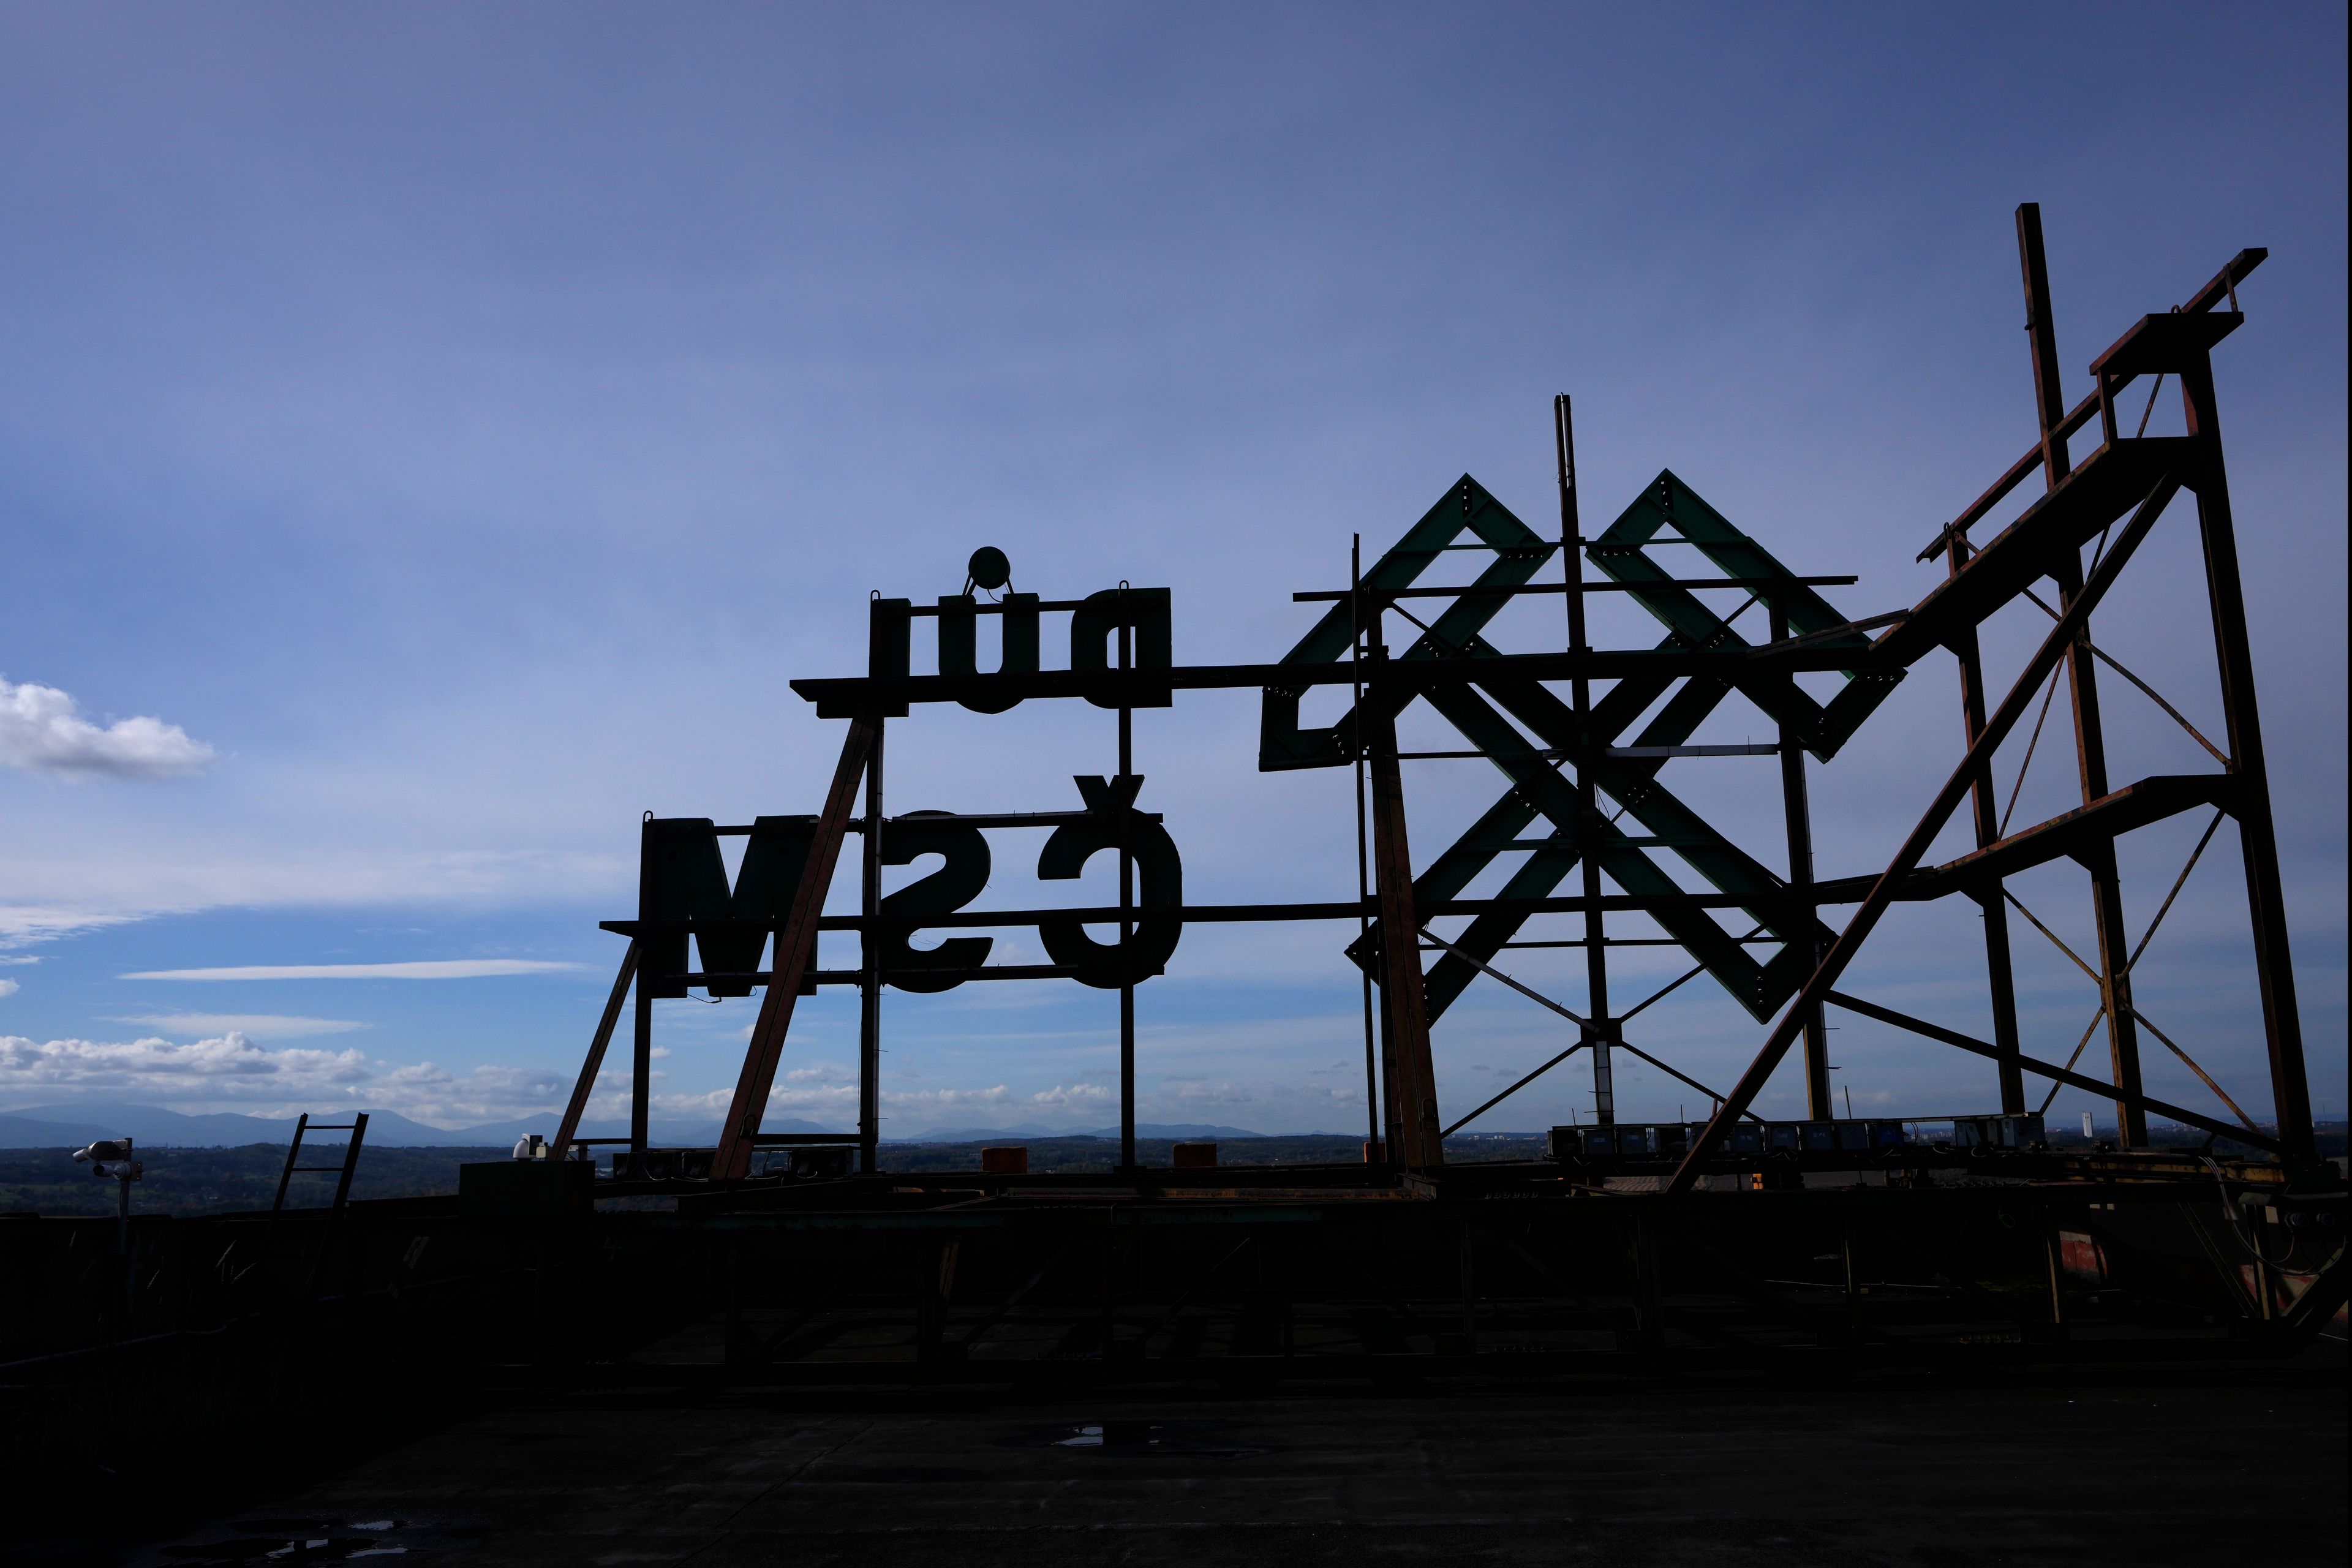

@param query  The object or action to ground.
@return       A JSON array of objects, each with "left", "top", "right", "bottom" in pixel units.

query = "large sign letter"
[
  {"left": 880, "top": 810, "right": 993, "bottom": 991},
  {"left": 1070, "top": 587, "right": 1172, "bottom": 709},
  {"left": 640, "top": 816, "right": 818, "bottom": 998},
  {"left": 937, "top": 593, "right": 1041, "bottom": 714},
  {"left": 1036, "top": 775, "right": 1183, "bottom": 988}
]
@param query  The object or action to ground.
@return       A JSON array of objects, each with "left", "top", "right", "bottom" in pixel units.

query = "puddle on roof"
[
  {"left": 134, "top": 1516, "right": 476, "bottom": 1566},
  {"left": 1015, "top": 1420, "right": 1272, "bottom": 1458}
]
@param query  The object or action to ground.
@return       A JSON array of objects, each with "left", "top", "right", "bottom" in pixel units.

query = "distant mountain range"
[
  {"left": 894, "top": 1121, "right": 1265, "bottom": 1142},
  {"left": 0, "top": 1102, "right": 842, "bottom": 1149},
  {"left": 0, "top": 1102, "right": 1284, "bottom": 1150}
]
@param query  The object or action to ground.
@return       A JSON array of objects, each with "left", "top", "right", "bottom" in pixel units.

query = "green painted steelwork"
[{"left": 1274, "top": 470, "right": 1901, "bottom": 1024}]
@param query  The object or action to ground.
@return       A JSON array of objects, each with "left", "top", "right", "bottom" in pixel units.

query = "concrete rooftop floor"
[{"left": 104, "top": 1357, "right": 2348, "bottom": 1568}]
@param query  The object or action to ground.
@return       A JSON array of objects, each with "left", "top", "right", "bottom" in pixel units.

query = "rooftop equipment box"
[{"left": 460, "top": 1159, "right": 595, "bottom": 1216}]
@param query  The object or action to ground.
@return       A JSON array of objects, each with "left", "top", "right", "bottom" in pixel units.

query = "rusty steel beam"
[
  {"left": 1915, "top": 246, "right": 2266, "bottom": 564},
  {"left": 1947, "top": 579, "right": 2026, "bottom": 1109},
  {"left": 1807, "top": 774, "right": 2235, "bottom": 905},
  {"left": 2178, "top": 341, "right": 2316, "bottom": 1164},
  {"left": 1823, "top": 990, "right": 2282, "bottom": 1153},
  {"left": 1665, "top": 472, "right": 2179, "bottom": 1196},
  {"left": 712, "top": 715, "right": 879, "bottom": 1182},
  {"left": 1365, "top": 673, "right": 1442, "bottom": 1169},
  {"left": 551, "top": 939, "right": 640, "bottom": 1161},
  {"left": 1878, "top": 439, "right": 2191, "bottom": 665},
  {"left": 1771, "top": 596, "right": 1833, "bottom": 1118},
  {"left": 1557, "top": 395, "right": 1615, "bottom": 1126},
  {"left": 2018, "top": 203, "right": 2147, "bottom": 1147}
]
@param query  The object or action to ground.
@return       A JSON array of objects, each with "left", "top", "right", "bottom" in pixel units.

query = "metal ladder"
[{"left": 271, "top": 1111, "right": 371, "bottom": 1213}]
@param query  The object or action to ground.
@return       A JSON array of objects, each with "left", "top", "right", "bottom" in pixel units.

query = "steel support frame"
[
  {"left": 1770, "top": 595, "right": 1833, "bottom": 1118},
  {"left": 562, "top": 216, "right": 2307, "bottom": 1189},
  {"left": 1556, "top": 396, "right": 1617, "bottom": 1127},
  {"left": 551, "top": 940, "right": 640, "bottom": 1161},
  {"left": 2177, "top": 346, "right": 2314, "bottom": 1163},
  {"left": 712, "top": 715, "right": 879, "bottom": 1181},
  {"left": 1668, "top": 225, "right": 2312, "bottom": 1185},
  {"left": 2019, "top": 204, "right": 2146, "bottom": 1145},
  {"left": 1366, "top": 665, "right": 1444, "bottom": 1169},
  {"left": 1667, "top": 470, "right": 2182, "bottom": 1193},
  {"left": 859, "top": 720, "right": 886, "bottom": 1174},
  {"left": 1947, "top": 567, "right": 2027, "bottom": 1113}
]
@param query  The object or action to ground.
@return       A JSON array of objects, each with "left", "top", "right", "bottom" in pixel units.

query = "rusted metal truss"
[{"left": 554, "top": 206, "right": 2315, "bottom": 1189}]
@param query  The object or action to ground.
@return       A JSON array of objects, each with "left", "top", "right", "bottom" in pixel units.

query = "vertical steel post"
[
  {"left": 1351, "top": 536, "right": 1381, "bottom": 1156},
  {"left": 2177, "top": 355, "right": 2315, "bottom": 1163},
  {"left": 1118, "top": 609, "right": 1136, "bottom": 1174},
  {"left": 116, "top": 1157, "right": 134, "bottom": 1328},
  {"left": 331, "top": 1113, "right": 368, "bottom": 1212},
  {"left": 1366, "top": 658, "right": 1442, "bottom": 1168},
  {"left": 629, "top": 976, "right": 652, "bottom": 1177},
  {"left": 273, "top": 1115, "right": 309, "bottom": 1213},
  {"left": 2058, "top": 549, "right": 2146, "bottom": 1144},
  {"left": 1771, "top": 597, "right": 1834, "bottom": 1118},
  {"left": 2018, "top": 203, "right": 2145, "bottom": 1144},
  {"left": 859, "top": 720, "right": 886, "bottom": 1173},
  {"left": 1557, "top": 396, "right": 1613, "bottom": 1125},
  {"left": 1949, "top": 583, "right": 2028, "bottom": 1112}
]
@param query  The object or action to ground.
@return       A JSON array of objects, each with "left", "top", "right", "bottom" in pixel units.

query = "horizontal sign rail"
[{"left": 794, "top": 643, "right": 1891, "bottom": 715}]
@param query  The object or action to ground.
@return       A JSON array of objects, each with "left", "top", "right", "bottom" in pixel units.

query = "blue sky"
[{"left": 1, "top": 3, "right": 2342, "bottom": 1137}]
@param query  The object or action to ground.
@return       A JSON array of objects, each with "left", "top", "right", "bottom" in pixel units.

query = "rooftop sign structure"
[{"left": 554, "top": 206, "right": 2315, "bottom": 1191}]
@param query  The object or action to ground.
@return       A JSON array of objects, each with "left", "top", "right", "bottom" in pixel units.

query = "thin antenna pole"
[
  {"left": 1556, "top": 395, "right": 1613, "bottom": 1124},
  {"left": 1351, "top": 533, "right": 1379, "bottom": 1155}
]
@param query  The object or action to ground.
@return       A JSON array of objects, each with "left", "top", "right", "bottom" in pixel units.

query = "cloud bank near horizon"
[
  {"left": 123, "top": 960, "right": 581, "bottom": 982},
  {"left": 0, "top": 1029, "right": 561, "bottom": 1126}
]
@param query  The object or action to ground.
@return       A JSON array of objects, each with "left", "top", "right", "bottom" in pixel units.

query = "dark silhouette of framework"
[{"left": 555, "top": 206, "right": 2314, "bottom": 1186}]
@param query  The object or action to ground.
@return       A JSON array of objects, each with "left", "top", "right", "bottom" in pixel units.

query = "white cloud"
[
  {"left": 909, "top": 1085, "right": 1011, "bottom": 1104},
  {"left": 0, "top": 849, "right": 627, "bottom": 957},
  {"left": 0, "top": 1030, "right": 585, "bottom": 1126},
  {"left": 0, "top": 955, "right": 40, "bottom": 966},
  {"left": 0, "top": 979, "right": 17, "bottom": 998},
  {"left": 0, "top": 676, "right": 214, "bottom": 779},
  {"left": 123, "top": 960, "right": 579, "bottom": 981},
  {"left": 1159, "top": 1080, "right": 1255, "bottom": 1107},
  {"left": 0, "top": 907, "right": 143, "bottom": 945},
  {"left": 106, "top": 1013, "right": 366, "bottom": 1040},
  {"left": 576, "top": 1079, "right": 1014, "bottom": 1125},
  {"left": 364, "top": 1059, "right": 571, "bottom": 1125},
  {"left": 0, "top": 1031, "right": 371, "bottom": 1099},
  {"left": 1032, "top": 1082, "right": 1112, "bottom": 1106}
]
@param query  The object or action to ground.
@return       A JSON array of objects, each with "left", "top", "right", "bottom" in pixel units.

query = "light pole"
[{"left": 74, "top": 1137, "right": 143, "bottom": 1327}]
